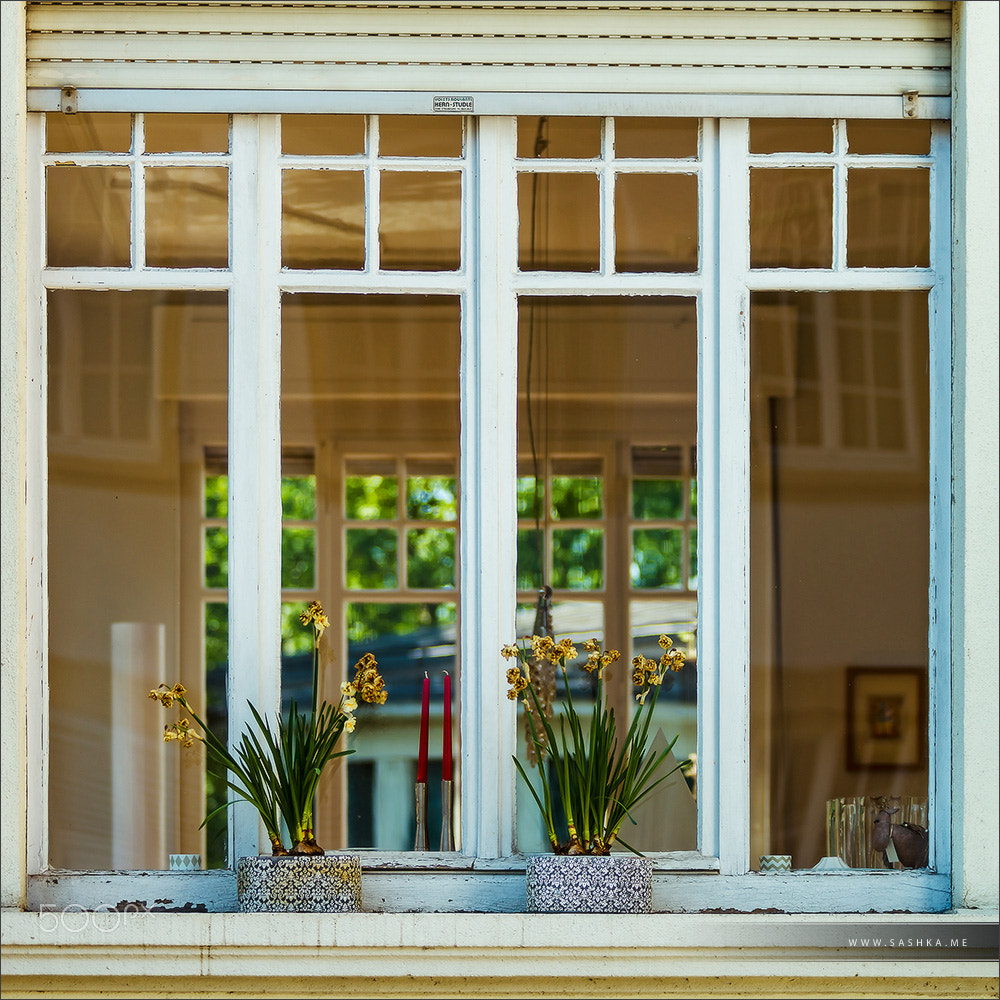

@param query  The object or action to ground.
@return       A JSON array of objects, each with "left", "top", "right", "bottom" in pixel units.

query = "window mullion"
[
  {"left": 715, "top": 117, "right": 752, "bottom": 875},
  {"left": 227, "top": 114, "right": 282, "bottom": 863},
  {"left": 461, "top": 116, "right": 518, "bottom": 858},
  {"left": 927, "top": 119, "right": 952, "bottom": 876},
  {"left": 26, "top": 111, "right": 48, "bottom": 875}
]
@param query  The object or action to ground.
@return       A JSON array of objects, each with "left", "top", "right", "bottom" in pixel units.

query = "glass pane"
[
  {"left": 46, "top": 166, "right": 131, "bottom": 267},
  {"left": 749, "top": 120, "right": 834, "bottom": 154},
  {"left": 751, "top": 168, "right": 833, "bottom": 269},
  {"left": 346, "top": 602, "right": 457, "bottom": 850},
  {"left": 516, "top": 475, "right": 542, "bottom": 518},
  {"left": 518, "top": 172, "right": 599, "bottom": 271},
  {"left": 204, "top": 601, "right": 229, "bottom": 868},
  {"left": 750, "top": 290, "right": 929, "bottom": 870},
  {"left": 848, "top": 120, "right": 931, "bottom": 155},
  {"left": 46, "top": 289, "right": 228, "bottom": 870},
  {"left": 144, "top": 113, "right": 229, "bottom": 153},
  {"left": 516, "top": 296, "right": 698, "bottom": 853},
  {"left": 406, "top": 528, "right": 456, "bottom": 588},
  {"left": 146, "top": 166, "right": 229, "bottom": 268},
  {"left": 282, "top": 169, "right": 365, "bottom": 269},
  {"left": 46, "top": 112, "right": 131, "bottom": 153},
  {"left": 281, "top": 474, "right": 316, "bottom": 520},
  {"left": 847, "top": 168, "right": 930, "bottom": 268},
  {"left": 614, "top": 118, "right": 698, "bottom": 158},
  {"left": 282, "top": 114, "right": 366, "bottom": 155},
  {"left": 346, "top": 528, "right": 398, "bottom": 589},
  {"left": 633, "top": 479, "right": 684, "bottom": 519},
  {"left": 551, "top": 528, "right": 603, "bottom": 590},
  {"left": 204, "top": 527, "right": 228, "bottom": 588},
  {"left": 517, "top": 527, "right": 544, "bottom": 591},
  {"left": 379, "top": 171, "right": 461, "bottom": 271},
  {"left": 550, "top": 474, "right": 603, "bottom": 519},
  {"left": 517, "top": 117, "right": 602, "bottom": 158},
  {"left": 346, "top": 472, "right": 398, "bottom": 520},
  {"left": 615, "top": 173, "right": 698, "bottom": 272},
  {"left": 632, "top": 527, "right": 683, "bottom": 588},
  {"left": 626, "top": 600, "right": 698, "bottom": 851},
  {"left": 281, "top": 527, "right": 316, "bottom": 589},
  {"left": 282, "top": 293, "right": 461, "bottom": 851},
  {"left": 205, "top": 474, "right": 227, "bottom": 518},
  {"left": 512, "top": 599, "right": 610, "bottom": 853},
  {"left": 379, "top": 115, "right": 463, "bottom": 157},
  {"left": 406, "top": 474, "right": 457, "bottom": 520}
]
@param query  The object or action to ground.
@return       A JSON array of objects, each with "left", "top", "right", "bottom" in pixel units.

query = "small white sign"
[{"left": 433, "top": 96, "right": 474, "bottom": 113}]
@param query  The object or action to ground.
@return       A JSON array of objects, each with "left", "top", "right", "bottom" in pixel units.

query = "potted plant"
[
  {"left": 150, "top": 601, "right": 386, "bottom": 911},
  {"left": 501, "top": 632, "right": 689, "bottom": 912}
]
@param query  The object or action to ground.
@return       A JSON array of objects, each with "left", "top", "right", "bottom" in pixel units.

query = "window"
[{"left": 34, "top": 111, "right": 950, "bottom": 911}]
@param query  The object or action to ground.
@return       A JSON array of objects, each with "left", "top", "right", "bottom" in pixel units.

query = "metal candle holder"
[
  {"left": 414, "top": 782, "right": 428, "bottom": 851},
  {"left": 440, "top": 779, "right": 455, "bottom": 851}
]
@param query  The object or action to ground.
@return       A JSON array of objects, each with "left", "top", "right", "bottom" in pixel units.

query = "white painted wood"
[
  {"left": 716, "top": 118, "right": 752, "bottom": 876},
  {"left": 25, "top": 89, "right": 953, "bottom": 120},
  {"left": 132, "top": 115, "right": 145, "bottom": 269},
  {"left": 227, "top": 116, "right": 283, "bottom": 862},
  {"left": 696, "top": 118, "right": 720, "bottom": 863},
  {"left": 23, "top": 867, "right": 952, "bottom": 915},
  {"left": 462, "top": 116, "right": 519, "bottom": 858},
  {"left": 926, "top": 119, "right": 952, "bottom": 877},
  {"left": 38, "top": 270, "right": 233, "bottom": 290},
  {"left": 24, "top": 112, "right": 48, "bottom": 877},
  {"left": 745, "top": 270, "right": 937, "bottom": 292},
  {"left": 950, "top": 0, "right": 999, "bottom": 912}
]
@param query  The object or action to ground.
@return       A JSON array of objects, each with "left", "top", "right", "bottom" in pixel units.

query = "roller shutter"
[{"left": 25, "top": 1, "right": 952, "bottom": 116}]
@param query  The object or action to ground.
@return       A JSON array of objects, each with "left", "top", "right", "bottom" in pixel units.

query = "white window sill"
[
  {"left": 2, "top": 909, "right": 996, "bottom": 998},
  {"left": 26, "top": 865, "right": 953, "bottom": 914}
]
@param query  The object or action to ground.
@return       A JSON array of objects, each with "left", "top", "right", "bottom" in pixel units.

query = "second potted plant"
[{"left": 501, "top": 632, "right": 689, "bottom": 913}]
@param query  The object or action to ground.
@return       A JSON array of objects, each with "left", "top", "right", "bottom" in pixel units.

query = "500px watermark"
[{"left": 38, "top": 903, "right": 145, "bottom": 933}]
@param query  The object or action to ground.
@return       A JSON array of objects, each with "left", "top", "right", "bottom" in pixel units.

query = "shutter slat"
[
  {"left": 27, "top": 61, "right": 950, "bottom": 98},
  {"left": 29, "top": 34, "right": 952, "bottom": 71},
  {"left": 26, "top": 4, "right": 952, "bottom": 39}
]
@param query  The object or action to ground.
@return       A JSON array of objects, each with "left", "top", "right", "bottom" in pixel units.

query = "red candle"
[
  {"left": 442, "top": 671, "right": 453, "bottom": 781},
  {"left": 416, "top": 672, "right": 430, "bottom": 783}
]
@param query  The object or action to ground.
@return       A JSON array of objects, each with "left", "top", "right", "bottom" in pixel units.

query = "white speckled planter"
[
  {"left": 237, "top": 854, "right": 363, "bottom": 913},
  {"left": 525, "top": 853, "right": 653, "bottom": 914}
]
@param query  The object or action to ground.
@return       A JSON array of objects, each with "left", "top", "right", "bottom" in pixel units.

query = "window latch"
[
  {"left": 60, "top": 87, "right": 78, "bottom": 114},
  {"left": 902, "top": 91, "right": 919, "bottom": 119}
]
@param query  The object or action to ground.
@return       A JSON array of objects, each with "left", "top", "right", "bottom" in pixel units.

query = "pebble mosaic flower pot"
[
  {"left": 237, "top": 853, "right": 363, "bottom": 913},
  {"left": 525, "top": 853, "right": 653, "bottom": 914}
]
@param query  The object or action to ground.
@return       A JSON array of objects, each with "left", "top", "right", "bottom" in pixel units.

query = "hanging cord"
[{"left": 525, "top": 117, "right": 549, "bottom": 584}]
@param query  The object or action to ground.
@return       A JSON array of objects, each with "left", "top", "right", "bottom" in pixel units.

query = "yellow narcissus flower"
[
  {"left": 163, "top": 719, "right": 202, "bottom": 748},
  {"left": 500, "top": 643, "right": 519, "bottom": 661},
  {"left": 505, "top": 664, "right": 529, "bottom": 699},
  {"left": 353, "top": 652, "right": 388, "bottom": 705},
  {"left": 149, "top": 682, "right": 186, "bottom": 708},
  {"left": 344, "top": 716, "right": 357, "bottom": 734},
  {"left": 299, "top": 601, "right": 330, "bottom": 636}
]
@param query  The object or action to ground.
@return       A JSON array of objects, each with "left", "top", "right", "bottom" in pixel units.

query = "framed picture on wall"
[{"left": 846, "top": 667, "right": 927, "bottom": 771}]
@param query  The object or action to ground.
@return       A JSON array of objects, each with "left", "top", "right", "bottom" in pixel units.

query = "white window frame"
[{"left": 24, "top": 109, "right": 953, "bottom": 914}]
